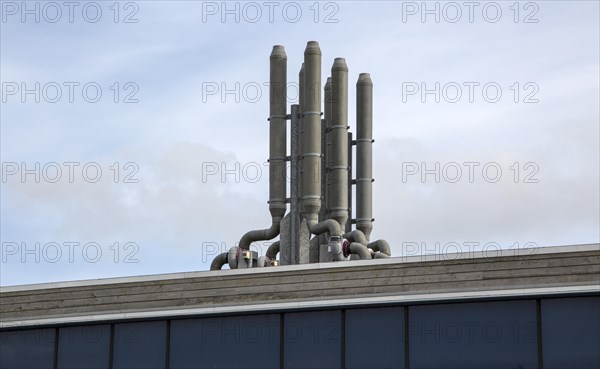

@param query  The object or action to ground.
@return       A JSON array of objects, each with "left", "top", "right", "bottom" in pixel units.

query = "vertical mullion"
[
  {"left": 165, "top": 320, "right": 171, "bottom": 369},
  {"left": 279, "top": 314, "right": 285, "bottom": 369},
  {"left": 341, "top": 310, "right": 346, "bottom": 369},
  {"left": 108, "top": 324, "right": 115, "bottom": 369},
  {"left": 537, "top": 299, "right": 544, "bottom": 369},
  {"left": 404, "top": 306, "right": 409, "bottom": 369},
  {"left": 53, "top": 328, "right": 59, "bottom": 369}
]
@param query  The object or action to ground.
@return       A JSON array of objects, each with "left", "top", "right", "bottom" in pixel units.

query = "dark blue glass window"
[
  {"left": 0, "top": 328, "right": 55, "bottom": 369},
  {"left": 284, "top": 310, "right": 341, "bottom": 369},
  {"left": 57, "top": 324, "right": 110, "bottom": 369},
  {"left": 113, "top": 321, "right": 167, "bottom": 369},
  {"left": 170, "top": 314, "right": 280, "bottom": 369},
  {"left": 345, "top": 307, "right": 404, "bottom": 369},
  {"left": 542, "top": 296, "right": 600, "bottom": 368},
  {"left": 409, "top": 300, "right": 538, "bottom": 369}
]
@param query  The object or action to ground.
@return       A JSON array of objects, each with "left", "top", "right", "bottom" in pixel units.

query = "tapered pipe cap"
[
  {"left": 304, "top": 41, "right": 322, "bottom": 55},
  {"left": 357, "top": 73, "right": 373, "bottom": 86},
  {"left": 270, "top": 45, "right": 287, "bottom": 59},
  {"left": 332, "top": 58, "right": 348, "bottom": 71},
  {"left": 325, "top": 77, "right": 332, "bottom": 90}
]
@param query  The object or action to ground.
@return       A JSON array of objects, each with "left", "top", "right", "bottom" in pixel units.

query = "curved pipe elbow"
[
  {"left": 210, "top": 252, "right": 229, "bottom": 270},
  {"left": 239, "top": 218, "right": 282, "bottom": 250},
  {"left": 349, "top": 242, "right": 372, "bottom": 260},
  {"left": 306, "top": 216, "right": 343, "bottom": 238},
  {"left": 343, "top": 230, "right": 368, "bottom": 245},
  {"left": 368, "top": 239, "right": 391, "bottom": 256},
  {"left": 266, "top": 241, "right": 280, "bottom": 260}
]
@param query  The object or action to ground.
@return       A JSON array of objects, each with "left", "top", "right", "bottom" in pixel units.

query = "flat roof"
[
  {"left": 1, "top": 243, "right": 598, "bottom": 328},
  {"left": 2, "top": 243, "right": 598, "bottom": 293}
]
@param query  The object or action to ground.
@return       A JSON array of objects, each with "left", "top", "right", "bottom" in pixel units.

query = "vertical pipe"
[
  {"left": 324, "top": 77, "right": 332, "bottom": 220},
  {"left": 329, "top": 58, "right": 349, "bottom": 231},
  {"left": 288, "top": 104, "right": 300, "bottom": 265},
  {"left": 298, "top": 63, "right": 305, "bottom": 215},
  {"left": 319, "top": 118, "right": 327, "bottom": 224},
  {"left": 346, "top": 131, "right": 353, "bottom": 234},
  {"left": 269, "top": 45, "right": 288, "bottom": 221},
  {"left": 356, "top": 73, "right": 373, "bottom": 241},
  {"left": 235, "top": 45, "right": 288, "bottom": 251},
  {"left": 301, "top": 41, "right": 343, "bottom": 245},
  {"left": 301, "top": 41, "right": 322, "bottom": 219}
]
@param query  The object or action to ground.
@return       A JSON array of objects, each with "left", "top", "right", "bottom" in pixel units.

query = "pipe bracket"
[{"left": 268, "top": 114, "right": 288, "bottom": 121}]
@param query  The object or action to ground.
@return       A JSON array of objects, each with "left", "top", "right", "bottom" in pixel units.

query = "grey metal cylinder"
[
  {"left": 269, "top": 45, "right": 287, "bottom": 220},
  {"left": 298, "top": 63, "right": 305, "bottom": 214},
  {"left": 343, "top": 230, "right": 368, "bottom": 246},
  {"left": 266, "top": 241, "right": 280, "bottom": 260},
  {"left": 301, "top": 41, "right": 322, "bottom": 218},
  {"left": 301, "top": 41, "right": 343, "bottom": 241},
  {"left": 350, "top": 242, "right": 372, "bottom": 260},
  {"left": 210, "top": 252, "right": 228, "bottom": 270},
  {"left": 235, "top": 45, "right": 288, "bottom": 252},
  {"left": 329, "top": 58, "right": 349, "bottom": 230},
  {"left": 356, "top": 73, "right": 373, "bottom": 240},
  {"left": 324, "top": 77, "right": 332, "bottom": 220},
  {"left": 368, "top": 239, "right": 391, "bottom": 256}
]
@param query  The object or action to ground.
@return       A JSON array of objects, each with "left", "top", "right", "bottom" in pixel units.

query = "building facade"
[{"left": 1, "top": 244, "right": 599, "bottom": 368}]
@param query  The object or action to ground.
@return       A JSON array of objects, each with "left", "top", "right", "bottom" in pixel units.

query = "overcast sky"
[{"left": 1, "top": 0, "right": 598, "bottom": 286}]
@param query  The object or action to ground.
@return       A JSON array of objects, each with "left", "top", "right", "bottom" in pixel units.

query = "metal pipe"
[
  {"left": 227, "top": 247, "right": 240, "bottom": 269},
  {"left": 301, "top": 41, "right": 343, "bottom": 243},
  {"left": 343, "top": 230, "right": 368, "bottom": 245},
  {"left": 258, "top": 241, "right": 281, "bottom": 267},
  {"left": 349, "top": 242, "right": 371, "bottom": 260},
  {"left": 346, "top": 131, "right": 353, "bottom": 233},
  {"left": 356, "top": 73, "right": 374, "bottom": 240},
  {"left": 324, "top": 77, "right": 332, "bottom": 220},
  {"left": 329, "top": 58, "right": 349, "bottom": 231},
  {"left": 368, "top": 239, "right": 391, "bottom": 256},
  {"left": 210, "top": 252, "right": 228, "bottom": 270},
  {"left": 269, "top": 45, "right": 288, "bottom": 224},
  {"left": 237, "top": 45, "right": 288, "bottom": 250},
  {"left": 298, "top": 63, "right": 305, "bottom": 215},
  {"left": 266, "top": 241, "right": 280, "bottom": 260}
]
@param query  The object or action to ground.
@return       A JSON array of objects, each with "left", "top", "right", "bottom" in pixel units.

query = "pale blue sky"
[{"left": 1, "top": 1, "right": 599, "bottom": 286}]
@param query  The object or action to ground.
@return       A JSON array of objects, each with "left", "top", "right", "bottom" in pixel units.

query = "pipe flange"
[{"left": 342, "top": 239, "right": 351, "bottom": 258}]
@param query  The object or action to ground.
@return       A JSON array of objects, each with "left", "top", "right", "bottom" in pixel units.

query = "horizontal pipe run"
[
  {"left": 343, "top": 230, "right": 368, "bottom": 245},
  {"left": 349, "top": 242, "right": 372, "bottom": 260}
]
